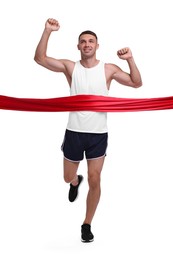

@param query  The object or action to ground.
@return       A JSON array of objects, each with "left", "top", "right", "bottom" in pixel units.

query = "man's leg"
[
  {"left": 83, "top": 156, "right": 105, "bottom": 225},
  {"left": 63, "top": 158, "right": 80, "bottom": 185},
  {"left": 63, "top": 158, "right": 83, "bottom": 202}
]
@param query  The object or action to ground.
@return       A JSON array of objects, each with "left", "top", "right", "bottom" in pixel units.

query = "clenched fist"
[
  {"left": 117, "top": 47, "right": 132, "bottom": 60},
  {"left": 45, "top": 18, "right": 60, "bottom": 32}
]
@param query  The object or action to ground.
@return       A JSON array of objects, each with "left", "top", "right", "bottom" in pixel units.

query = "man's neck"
[{"left": 80, "top": 58, "right": 99, "bottom": 68}]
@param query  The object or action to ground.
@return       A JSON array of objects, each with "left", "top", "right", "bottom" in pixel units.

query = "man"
[{"left": 34, "top": 18, "right": 142, "bottom": 243}]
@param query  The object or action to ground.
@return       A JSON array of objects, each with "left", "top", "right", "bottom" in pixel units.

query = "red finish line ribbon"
[{"left": 0, "top": 94, "right": 173, "bottom": 112}]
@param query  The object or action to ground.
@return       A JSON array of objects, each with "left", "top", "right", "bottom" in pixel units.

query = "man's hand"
[
  {"left": 45, "top": 18, "right": 60, "bottom": 32},
  {"left": 117, "top": 47, "right": 132, "bottom": 60}
]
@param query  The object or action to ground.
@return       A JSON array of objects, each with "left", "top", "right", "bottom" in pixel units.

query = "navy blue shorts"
[{"left": 61, "top": 129, "right": 108, "bottom": 162}]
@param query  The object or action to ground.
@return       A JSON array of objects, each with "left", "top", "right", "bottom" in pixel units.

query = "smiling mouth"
[{"left": 84, "top": 48, "right": 91, "bottom": 52}]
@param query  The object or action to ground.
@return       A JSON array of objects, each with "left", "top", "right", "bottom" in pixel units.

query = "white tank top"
[{"left": 66, "top": 61, "right": 109, "bottom": 133}]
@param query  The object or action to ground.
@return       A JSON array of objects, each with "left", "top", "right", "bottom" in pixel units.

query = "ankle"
[{"left": 71, "top": 175, "right": 78, "bottom": 186}]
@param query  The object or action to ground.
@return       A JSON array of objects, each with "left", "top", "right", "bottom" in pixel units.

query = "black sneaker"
[
  {"left": 68, "top": 175, "right": 83, "bottom": 202},
  {"left": 81, "top": 224, "right": 94, "bottom": 243}
]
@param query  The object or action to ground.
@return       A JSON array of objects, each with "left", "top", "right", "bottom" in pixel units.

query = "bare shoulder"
[
  {"left": 61, "top": 59, "right": 75, "bottom": 75},
  {"left": 62, "top": 59, "right": 75, "bottom": 67},
  {"left": 59, "top": 59, "right": 76, "bottom": 85},
  {"left": 105, "top": 63, "right": 121, "bottom": 74},
  {"left": 104, "top": 62, "right": 122, "bottom": 81}
]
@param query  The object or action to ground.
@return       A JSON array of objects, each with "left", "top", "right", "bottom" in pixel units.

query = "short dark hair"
[{"left": 78, "top": 30, "right": 98, "bottom": 41}]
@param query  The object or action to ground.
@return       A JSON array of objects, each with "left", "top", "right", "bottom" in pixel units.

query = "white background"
[{"left": 0, "top": 0, "right": 173, "bottom": 259}]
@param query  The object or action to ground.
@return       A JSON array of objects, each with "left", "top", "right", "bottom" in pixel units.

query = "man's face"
[{"left": 78, "top": 34, "right": 99, "bottom": 57}]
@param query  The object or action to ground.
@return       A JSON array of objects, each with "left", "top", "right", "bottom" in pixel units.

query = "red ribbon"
[{"left": 0, "top": 94, "right": 173, "bottom": 112}]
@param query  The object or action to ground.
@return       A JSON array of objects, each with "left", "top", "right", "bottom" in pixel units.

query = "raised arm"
[
  {"left": 110, "top": 47, "right": 142, "bottom": 88},
  {"left": 34, "top": 18, "right": 74, "bottom": 76}
]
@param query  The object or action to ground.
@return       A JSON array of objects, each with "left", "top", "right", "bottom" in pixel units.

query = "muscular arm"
[
  {"left": 34, "top": 18, "right": 74, "bottom": 77},
  {"left": 111, "top": 47, "right": 142, "bottom": 88}
]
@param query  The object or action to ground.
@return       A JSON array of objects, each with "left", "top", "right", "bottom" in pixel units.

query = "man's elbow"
[
  {"left": 34, "top": 54, "right": 42, "bottom": 65},
  {"left": 134, "top": 80, "right": 143, "bottom": 88},
  {"left": 34, "top": 52, "right": 46, "bottom": 65}
]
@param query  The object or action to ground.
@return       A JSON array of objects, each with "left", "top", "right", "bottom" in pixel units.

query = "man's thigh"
[
  {"left": 87, "top": 156, "right": 105, "bottom": 176},
  {"left": 63, "top": 158, "right": 80, "bottom": 183}
]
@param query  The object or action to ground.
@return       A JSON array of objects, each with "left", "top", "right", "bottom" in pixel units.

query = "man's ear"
[
  {"left": 96, "top": 43, "right": 99, "bottom": 50},
  {"left": 77, "top": 44, "right": 80, "bottom": 50}
]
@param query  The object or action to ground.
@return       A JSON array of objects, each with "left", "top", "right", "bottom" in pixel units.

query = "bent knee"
[
  {"left": 64, "top": 173, "right": 75, "bottom": 183},
  {"left": 64, "top": 175, "right": 71, "bottom": 183}
]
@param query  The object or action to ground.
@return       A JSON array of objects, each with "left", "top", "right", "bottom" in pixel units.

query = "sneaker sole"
[{"left": 81, "top": 238, "right": 94, "bottom": 243}]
